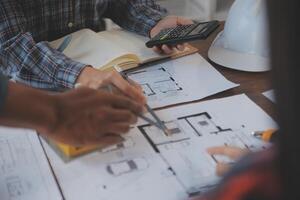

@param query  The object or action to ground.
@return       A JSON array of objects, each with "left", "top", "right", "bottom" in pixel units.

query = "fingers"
[
  {"left": 126, "top": 78, "right": 143, "bottom": 92},
  {"left": 216, "top": 163, "right": 232, "bottom": 177},
  {"left": 176, "top": 17, "right": 194, "bottom": 26},
  {"left": 100, "top": 93, "right": 143, "bottom": 114},
  {"left": 176, "top": 44, "right": 185, "bottom": 51},
  {"left": 207, "top": 146, "right": 249, "bottom": 160},
  {"left": 76, "top": 68, "right": 146, "bottom": 105},
  {"left": 152, "top": 42, "right": 187, "bottom": 55},
  {"left": 161, "top": 45, "right": 175, "bottom": 54},
  {"left": 105, "top": 71, "right": 146, "bottom": 105},
  {"left": 153, "top": 45, "right": 175, "bottom": 55},
  {"left": 97, "top": 107, "right": 138, "bottom": 124},
  {"left": 152, "top": 46, "right": 163, "bottom": 54}
]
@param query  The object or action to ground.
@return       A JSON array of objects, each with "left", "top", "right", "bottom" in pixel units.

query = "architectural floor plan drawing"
[
  {"left": 126, "top": 67, "right": 183, "bottom": 97},
  {"left": 124, "top": 54, "right": 238, "bottom": 108},
  {"left": 43, "top": 132, "right": 187, "bottom": 200},
  {"left": 138, "top": 110, "right": 271, "bottom": 194},
  {"left": 0, "top": 127, "right": 62, "bottom": 200},
  {"left": 42, "top": 94, "right": 277, "bottom": 200}
]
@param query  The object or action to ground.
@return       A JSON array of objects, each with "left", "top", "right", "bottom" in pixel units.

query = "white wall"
[
  {"left": 105, "top": 0, "right": 235, "bottom": 30},
  {"left": 156, "top": 0, "right": 235, "bottom": 21}
]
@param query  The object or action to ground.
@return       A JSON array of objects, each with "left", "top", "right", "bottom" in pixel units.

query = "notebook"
[{"left": 49, "top": 28, "right": 198, "bottom": 72}]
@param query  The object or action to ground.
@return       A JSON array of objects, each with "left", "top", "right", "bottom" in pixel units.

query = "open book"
[{"left": 49, "top": 29, "right": 198, "bottom": 72}]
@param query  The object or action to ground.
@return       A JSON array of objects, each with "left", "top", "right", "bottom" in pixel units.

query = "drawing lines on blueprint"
[
  {"left": 125, "top": 67, "right": 183, "bottom": 98},
  {"left": 137, "top": 111, "right": 270, "bottom": 194},
  {"left": 106, "top": 157, "right": 149, "bottom": 176},
  {"left": 100, "top": 137, "right": 135, "bottom": 153},
  {"left": 0, "top": 130, "right": 62, "bottom": 200}
]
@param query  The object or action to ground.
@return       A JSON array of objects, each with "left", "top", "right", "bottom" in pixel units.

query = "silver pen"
[{"left": 57, "top": 35, "right": 72, "bottom": 52}]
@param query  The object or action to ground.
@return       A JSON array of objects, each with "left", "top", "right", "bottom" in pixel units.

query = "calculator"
[{"left": 146, "top": 20, "right": 219, "bottom": 48}]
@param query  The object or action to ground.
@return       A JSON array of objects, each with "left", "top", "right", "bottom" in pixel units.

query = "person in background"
[
  {"left": 192, "top": 0, "right": 299, "bottom": 199},
  {"left": 0, "top": 72, "right": 144, "bottom": 147},
  {"left": 0, "top": 0, "right": 192, "bottom": 91}
]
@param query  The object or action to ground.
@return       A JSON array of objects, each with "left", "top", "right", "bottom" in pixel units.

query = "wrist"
[
  {"left": 0, "top": 82, "right": 58, "bottom": 134},
  {"left": 149, "top": 17, "right": 165, "bottom": 38},
  {"left": 76, "top": 65, "right": 95, "bottom": 85}
]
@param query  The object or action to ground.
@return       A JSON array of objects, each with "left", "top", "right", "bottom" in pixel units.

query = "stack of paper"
[
  {"left": 0, "top": 127, "right": 62, "bottom": 200},
  {"left": 0, "top": 29, "right": 276, "bottom": 200},
  {"left": 42, "top": 94, "right": 276, "bottom": 200}
]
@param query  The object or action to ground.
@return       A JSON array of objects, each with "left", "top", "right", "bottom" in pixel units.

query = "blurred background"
[
  {"left": 157, "top": 0, "right": 234, "bottom": 21},
  {"left": 106, "top": 0, "right": 235, "bottom": 30}
]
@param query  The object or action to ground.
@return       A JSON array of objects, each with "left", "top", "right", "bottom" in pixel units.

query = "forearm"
[
  {"left": 0, "top": 82, "right": 57, "bottom": 134},
  {"left": 1, "top": 32, "right": 86, "bottom": 90}
]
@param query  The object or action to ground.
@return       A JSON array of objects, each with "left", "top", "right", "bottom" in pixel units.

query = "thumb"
[
  {"left": 216, "top": 163, "right": 232, "bottom": 176},
  {"left": 176, "top": 17, "right": 194, "bottom": 25}
]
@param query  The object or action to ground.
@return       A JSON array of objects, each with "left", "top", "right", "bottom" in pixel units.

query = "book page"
[
  {"left": 97, "top": 30, "right": 197, "bottom": 62},
  {"left": 49, "top": 29, "right": 131, "bottom": 68},
  {"left": 0, "top": 127, "right": 62, "bottom": 200},
  {"left": 42, "top": 127, "right": 187, "bottom": 200},
  {"left": 43, "top": 94, "right": 277, "bottom": 199},
  {"left": 97, "top": 29, "right": 159, "bottom": 61},
  {"left": 49, "top": 29, "right": 196, "bottom": 70}
]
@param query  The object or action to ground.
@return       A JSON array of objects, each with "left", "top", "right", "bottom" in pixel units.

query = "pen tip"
[{"left": 165, "top": 129, "right": 172, "bottom": 136}]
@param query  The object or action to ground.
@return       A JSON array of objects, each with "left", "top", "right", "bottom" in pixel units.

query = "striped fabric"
[{"left": 0, "top": 0, "right": 167, "bottom": 89}]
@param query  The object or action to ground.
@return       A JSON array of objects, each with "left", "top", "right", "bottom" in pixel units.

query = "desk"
[{"left": 187, "top": 22, "right": 276, "bottom": 119}]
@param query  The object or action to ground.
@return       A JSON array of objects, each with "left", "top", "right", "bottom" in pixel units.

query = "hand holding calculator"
[{"left": 146, "top": 20, "right": 220, "bottom": 48}]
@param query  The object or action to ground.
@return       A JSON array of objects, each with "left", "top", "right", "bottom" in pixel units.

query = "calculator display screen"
[{"left": 189, "top": 23, "right": 209, "bottom": 36}]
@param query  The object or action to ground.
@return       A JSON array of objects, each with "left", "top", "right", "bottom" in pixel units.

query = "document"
[
  {"left": 50, "top": 29, "right": 238, "bottom": 108},
  {"left": 50, "top": 29, "right": 197, "bottom": 71},
  {"left": 43, "top": 94, "right": 276, "bottom": 200},
  {"left": 263, "top": 89, "right": 275, "bottom": 103},
  {"left": 125, "top": 53, "right": 238, "bottom": 108},
  {"left": 0, "top": 127, "right": 62, "bottom": 200}
]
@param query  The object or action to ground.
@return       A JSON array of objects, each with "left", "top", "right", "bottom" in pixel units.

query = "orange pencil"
[{"left": 252, "top": 129, "right": 278, "bottom": 142}]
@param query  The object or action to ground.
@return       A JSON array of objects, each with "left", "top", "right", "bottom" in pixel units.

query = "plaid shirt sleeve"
[
  {"left": 0, "top": 1, "right": 86, "bottom": 90},
  {"left": 103, "top": 0, "right": 168, "bottom": 36},
  {"left": 0, "top": 0, "right": 167, "bottom": 90}
]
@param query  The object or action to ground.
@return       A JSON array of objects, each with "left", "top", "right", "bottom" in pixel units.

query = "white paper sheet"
[
  {"left": 125, "top": 54, "right": 238, "bottom": 108},
  {"left": 49, "top": 29, "right": 129, "bottom": 68},
  {"left": 49, "top": 29, "right": 165, "bottom": 68},
  {"left": 263, "top": 89, "right": 275, "bottom": 103},
  {"left": 43, "top": 129, "right": 187, "bottom": 200},
  {"left": 44, "top": 94, "right": 276, "bottom": 200},
  {"left": 50, "top": 29, "right": 238, "bottom": 108},
  {"left": 0, "top": 127, "right": 62, "bottom": 200}
]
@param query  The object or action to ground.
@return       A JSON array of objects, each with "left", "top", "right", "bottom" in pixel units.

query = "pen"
[
  {"left": 122, "top": 55, "right": 173, "bottom": 74},
  {"left": 103, "top": 84, "right": 170, "bottom": 134},
  {"left": 145, "top": 104, "right": 171, "bottom": 136},
  {"left": 116, "top": 67, "right": 171, "bottom": 136},
  {"left": 57, "top": 35, "right": 72, "bottom": 52},
  {"left": 251, "top": 129, "right": 277, "bottom": 142}
]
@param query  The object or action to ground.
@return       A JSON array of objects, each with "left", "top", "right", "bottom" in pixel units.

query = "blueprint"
[
  {"left": 263, "top": 89, "right": 275, "bottom": 103},
  {"left": 51, "top": 29, "right": 238, "bottom": 108},
  {"left": 0, "top": 127, "right": 62, "bottom": 200},
  {"left": 125, "top": 54, "right": 238, "bottom": 108},
  {"left": 43, "top": 94, "right": 276, "bottom": 200}
]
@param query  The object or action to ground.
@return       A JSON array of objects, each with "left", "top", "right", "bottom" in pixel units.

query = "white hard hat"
[{"left": 208, "top": 0, "right": 270, "bottom": 72}]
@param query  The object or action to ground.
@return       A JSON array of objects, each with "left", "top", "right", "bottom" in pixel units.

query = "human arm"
[
  {"left": 0, "top": 80, "right": 143, "bottom": 147},
  {"left": 0, "top": 0, "right": 88, "bottom": 89},
  {"left": 102, "top": 0, "right": 193, "bottom": 54},
  {"left": 103, "top": 0, "right": 168, "bottom": 36},
  {"left": 207, "top": 146, "right": 250, "bottom": 176}
]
